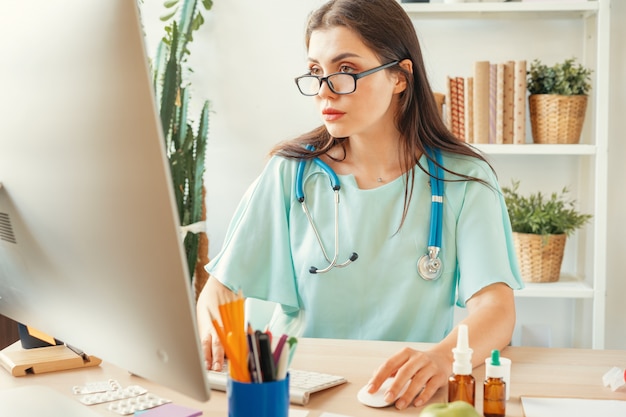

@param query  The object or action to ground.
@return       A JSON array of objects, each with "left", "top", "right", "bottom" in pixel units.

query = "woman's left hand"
[{"left": 366, "top": 347, "right": 450, "bottom": 410}]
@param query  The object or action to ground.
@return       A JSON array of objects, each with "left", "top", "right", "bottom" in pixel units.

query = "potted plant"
[
  {"left": 502, "top": 181, "right": 592, "bottom": 283},
  {"left": 527, "top": 57, "right": 592, "bottom": 144},
  {"left": 150, "top": 0, "right": 213, "bottom": 299}
]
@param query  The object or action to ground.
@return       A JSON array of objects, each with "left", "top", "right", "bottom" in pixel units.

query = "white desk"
[{"left": 1, "top": 338, "right": 625, "bottom": 416}]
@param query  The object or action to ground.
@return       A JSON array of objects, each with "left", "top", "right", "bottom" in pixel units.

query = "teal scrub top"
[{"left": 206, "top": 152, "right": 523, "bottom": 342}]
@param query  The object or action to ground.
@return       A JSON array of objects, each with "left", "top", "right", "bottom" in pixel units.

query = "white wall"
[
  {"left": 140, "top": 0, "right": 626, "bottom": 349},
  {"left": 140, "top": 0, "right": 324, "bottom": 260}
]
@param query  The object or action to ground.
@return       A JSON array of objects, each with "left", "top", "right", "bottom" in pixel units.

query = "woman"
[{"left": 197, "top": 0, "right": 522, "bottom": 409}]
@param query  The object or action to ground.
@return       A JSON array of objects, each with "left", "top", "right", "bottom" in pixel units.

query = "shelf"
[
  {"left": 400, "top": 0, "right": 609, "bottom": 348},
  {"left": 514, "top": 274, "right": 593, "bottom": 298},
  {"left": 400, "top": 1, "right": 598, "bottom": 19},
  {"left": 472, "top": 144, "right": 596, "bottom": 155}
]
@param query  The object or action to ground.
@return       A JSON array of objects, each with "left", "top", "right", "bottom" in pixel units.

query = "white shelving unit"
[{"left": 401, "top": 1, "right": 610, "bottom": 348}]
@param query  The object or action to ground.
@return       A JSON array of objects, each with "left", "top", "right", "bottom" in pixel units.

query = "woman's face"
[{"left": 306, "top": 26, "right": 405, "bottom": 140}]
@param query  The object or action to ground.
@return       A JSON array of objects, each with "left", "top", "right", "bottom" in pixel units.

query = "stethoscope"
[{"left": 296, "top": 145, "right": 444, "bottom": 280}]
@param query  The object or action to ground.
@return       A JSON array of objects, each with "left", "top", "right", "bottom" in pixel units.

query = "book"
[
  {"left": 473, "top": 61, "right": 490, "bottom": 144},
  {"left": 446, "top": 76, "right": 453, "bottom": 131},
  {"left": 464, "top": 77, "right": 474, "bottom": 144},
  {"left": 495, "top": 62, "right": 505, "bottom": 144},
  {"left": 446, "top": 76, "right": 463, "bottom": 141},
  {"left": 502, "top": 61, "right": 515, "bottom": 144},
  {"left": 513, "top": 60, "right": 527, "bottom": 144},
  {"left": 489, "top": 63, "right": 497, "bottom": 144},
  {"left": 456, "top": 76, "right": 465, "bottom": 142}
]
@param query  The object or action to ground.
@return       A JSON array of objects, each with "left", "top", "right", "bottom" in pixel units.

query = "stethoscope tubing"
[
  {"left": 296, "top": 145, "right": 339, "bottom": 203},
  {"left": 296, "top": 146, "right": 443, "bottom": 277},
  {"left": 425, "top": 148, "right": 444, "bottom": 250},
  {"left": 296, "top": 145, "right": 354, "bottom": 273}
]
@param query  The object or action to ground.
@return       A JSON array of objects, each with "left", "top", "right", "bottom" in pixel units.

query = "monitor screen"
[{"left": 0, "top": 0, "right": 210, "bottom": 402}]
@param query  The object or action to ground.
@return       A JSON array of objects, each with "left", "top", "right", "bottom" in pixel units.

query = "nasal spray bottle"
[
  {"left": 447, "top": 324, "right": 475, "bottom": 406},
  {"left": 483, "top": 349, "right": 506, "bottom": 417}
]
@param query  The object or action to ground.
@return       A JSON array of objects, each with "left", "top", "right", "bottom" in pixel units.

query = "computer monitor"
[{"left": 0, "top": 0, "right": 210, "bottom": 402}]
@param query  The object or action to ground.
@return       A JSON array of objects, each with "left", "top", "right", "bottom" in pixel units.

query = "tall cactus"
[{"left": 150, "top": 0, "right": 212, "bottom": 284}]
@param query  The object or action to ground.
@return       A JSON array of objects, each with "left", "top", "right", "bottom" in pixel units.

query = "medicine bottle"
[
  {"left": 447, "top": 324, "right": 475, "bottom": 406},
  {"left": 483, "top": 349, "right": 506, "bottom": 417}
]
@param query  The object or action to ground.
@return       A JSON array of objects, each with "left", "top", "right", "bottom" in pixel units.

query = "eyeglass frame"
[{"left": 294, "top": 60, "right": 400, "bottom": 96}]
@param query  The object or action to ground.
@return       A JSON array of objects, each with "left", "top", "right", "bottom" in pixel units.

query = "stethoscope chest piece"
[{"left": 417, "top": 247, "right": 443, "bottom": 281}]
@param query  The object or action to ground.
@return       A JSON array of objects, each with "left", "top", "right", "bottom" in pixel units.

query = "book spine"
[
  {"left": 502, "top": 61, "right": 515, "bottom": 144},
  {"left": 456, "top": 77, "right": 465, "bottom": 142},
  {"left": 446, "top": 76, "right": 453, "bottom": 131},
  {"left": 489, "top": 63, "right": 497, "bottom": 144},
  {"left": 495, "top": 63, "right": 505, "bottom": 144},
  {"left": 450, "top": 76, "right": 460, "bottom": 139},
  {"left": 465, "top": 77, "right": 474, "bottom": 144},
  {"left": 513, "top": 60, "right": 527, "bottom": 144},
  {"left": 473, "top": 61, "right": 490, "bottom": 144}
]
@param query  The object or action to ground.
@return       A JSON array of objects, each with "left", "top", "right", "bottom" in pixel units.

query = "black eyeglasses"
[{"left": 295, "top": 60, "right": 400, "bottom": 96}]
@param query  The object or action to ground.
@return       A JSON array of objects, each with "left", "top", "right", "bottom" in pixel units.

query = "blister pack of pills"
[
  {"left": 107, "top": 393, "right": 171, "bottom": 415},
  {"left": 72, "top": 379, "right": 122, "bottom": 395},
  {"left": 78, "top": 385, "right": 148, "bottom": 405}
]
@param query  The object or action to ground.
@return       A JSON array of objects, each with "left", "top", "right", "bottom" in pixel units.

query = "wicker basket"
[
  {"left": 513, "top": 232, "right": 566, "bottom": 283},
  {"left": 528, "top": 94, "right": 588, "bottom": 144}
]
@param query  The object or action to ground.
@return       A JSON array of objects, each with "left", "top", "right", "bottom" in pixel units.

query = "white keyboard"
[{"left": 207, "top": 367, "right": 347, "bottom": 405}]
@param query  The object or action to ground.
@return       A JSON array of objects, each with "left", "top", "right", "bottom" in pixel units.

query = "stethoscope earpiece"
[{"left": 309, "top": 252, "right": 357, "bottom": 274}]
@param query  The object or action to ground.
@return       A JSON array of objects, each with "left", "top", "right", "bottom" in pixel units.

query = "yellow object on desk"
[{"left": 210, "top": 291, "right": 251, "bottom": 383}]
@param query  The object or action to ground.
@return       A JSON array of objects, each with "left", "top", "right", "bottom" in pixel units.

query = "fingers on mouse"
[{"left": 356, "top": 377, "right": 411, "bottom": 408}]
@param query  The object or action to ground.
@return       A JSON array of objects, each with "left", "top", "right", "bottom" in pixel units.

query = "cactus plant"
[{"left": 150, "top": 0, "right": 212, "bottom": 286}]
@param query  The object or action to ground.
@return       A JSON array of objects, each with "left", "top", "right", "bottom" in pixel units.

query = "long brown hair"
[{"left": 271, "top": 0, "right": 492, "bottom": 227}]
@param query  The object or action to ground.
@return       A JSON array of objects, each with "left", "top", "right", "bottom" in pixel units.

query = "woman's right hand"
[{"left": 196, "top": 276, "right": 237, "bottom": 371}]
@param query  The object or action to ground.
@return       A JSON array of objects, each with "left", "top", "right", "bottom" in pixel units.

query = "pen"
[
  {"left": 273, "top": 334, "right": 288, "bottom": 365},
  {"left": 247, "top": 332, "right": 263, "bottom": 383},
  {"left": 275, "top": 343, "right": 290, "bottom": 380},
  {"left": 256, "top": 331, "right": 276, "bottom": 382}
]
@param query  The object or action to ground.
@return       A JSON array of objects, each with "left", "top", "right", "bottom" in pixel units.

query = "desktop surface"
[{"left": 1, "top": 338, "right": 625, "bottom": 416}]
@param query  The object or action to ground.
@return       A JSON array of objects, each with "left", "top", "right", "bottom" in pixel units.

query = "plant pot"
[
  {"left": 528, "top": 94, "right": 588, "bottom": 144},
  {"left": 512, "top": 232, "right": 566, "bottom": 283},
  {"left": 193, "top": 185, "right": 210, "bottom": 301}
]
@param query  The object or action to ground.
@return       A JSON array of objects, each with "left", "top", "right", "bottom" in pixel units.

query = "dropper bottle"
[
  {"left": 447, "top": 324, "right": 475, "bottom": 406},
  {"left": 483, "top": 349, "right": 506, "bottom": 417}
]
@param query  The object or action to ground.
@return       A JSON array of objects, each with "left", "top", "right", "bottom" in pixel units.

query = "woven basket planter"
[
  {"left": 513, "top": 232, "right": 566, "bottom": 283},
  {"left": 529, "top": 94, "right": 588, "bottom": 144}
]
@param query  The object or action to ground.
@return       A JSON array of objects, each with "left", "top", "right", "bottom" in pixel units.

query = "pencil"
[{"left": 209, "top": 310, "right": 250, "bottom": 382}]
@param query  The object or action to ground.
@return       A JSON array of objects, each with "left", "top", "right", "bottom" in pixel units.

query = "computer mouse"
[{"left": 356, "top": 377, "right": 411, "bottom": 408}]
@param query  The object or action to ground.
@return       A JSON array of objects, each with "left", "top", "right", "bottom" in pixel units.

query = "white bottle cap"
[
  {"left": 485, "top": 349, "right": 505, "bottom": 379},
  {"left": 452, "top": 324, "right": 473, "bottom": 375}
]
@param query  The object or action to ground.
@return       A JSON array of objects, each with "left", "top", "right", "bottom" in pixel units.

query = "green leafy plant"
[
  {"left": 527, "top": 57, "right": 592, "bottom": 96},
  {"left": 502, "top": 180, "right": 592, "bottom": 236},
  {"left": 150, "top": 0, "right": 213, "bottom": 282}
]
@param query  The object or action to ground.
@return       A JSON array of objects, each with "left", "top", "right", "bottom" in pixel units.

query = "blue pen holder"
[{"left": 227, "top": 374, "right": 289, "bottom": 417}]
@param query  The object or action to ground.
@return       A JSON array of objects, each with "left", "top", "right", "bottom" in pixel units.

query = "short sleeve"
[
  {"left": 449, "top": 158, "right": 524, "bottom": 307},
  {"left": 205, "top": 156, "right": 301, "bottom": 311}
]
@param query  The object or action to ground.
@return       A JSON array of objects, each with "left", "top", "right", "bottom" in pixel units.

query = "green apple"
[{"left": 419, "top": 401, "right": 481, "bottom": 417}]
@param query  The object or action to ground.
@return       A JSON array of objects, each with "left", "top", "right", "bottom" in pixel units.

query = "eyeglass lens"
[{"left": 298, "top": 73, "right": 355, "bottom": 96}]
